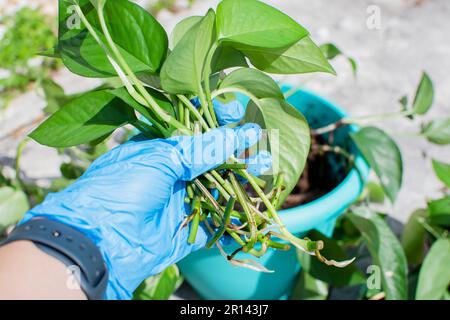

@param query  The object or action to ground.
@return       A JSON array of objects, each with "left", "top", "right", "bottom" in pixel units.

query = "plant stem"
[
  {"left": 266, "top": 238, "right": 290, "bottom": 251},
  {"left": 132, "top": 121, "right": 160, "bottom": 138},
  {"left": 311, "top": 119, "right": 345, "bottom": 136},
  {"left": 177, "top": 95, "right": 210, "bottom": 131},
  {"left": 205, "top": 197, "right": 235, "bottom": 248},
  {"left": 193, "top": 179, "right": 223, "bottom": 217},
  {"left": 216, "top": 163, "right": 248, "bottom": 170},
  {"left": 239, "top": 169, "right": 322, "bottom": 254},
  {"left": 211, "top": 170, "right": 236, "bottom": 197},
  {"left": 177, "top": 99, "right": 184, "bottom": 124},
  {"left": 186, "top": 183, "right": 194, "bottom": 199},
  {"left": 188, "top": 198, "right": 201, "bottom": 244},
  {"left": 312, "top": 110, "right": 416, "bottom": 136},
  {"left": 418, "top": 217, "right": 444, "bottom": 239},
  {"left": 184, "top": 106, "right": 191, "bottom": 129},
  {"left": 236, "top": 169, "right": 266, "bottom": 189},
  {"left": 15, "top": 137, "right": 30, "bottom": 190},
  {"left": 346, "top": 109, "right": 415, "bottom": 124},
  {"left": 73, "top": 4, "right": 139, "bottom": 99},
  {"left": 229, "top": 172, "right": 257, "bottom": 250},
  {"left": 248, "top": 203, "right": 271, "bottom": 222},
  {"left": 203, "top": 172, "right": 230, "bottom": 200},
  {"left": 212, "top": 87, "right": 260, "bottom": 108},
  {"left": 198, "top": 89, "right": 216, "bottom": 129},
  {"left": 91, "top": 3, "right": 190, "bottom": 135},
  {"left": 248, "top": 241, "right": 268, "bottom": 258},
  {"left": 312, "top": 144, "right": 353, "bottom": 162},
  {"left": 202, "top": 42, "right": 219, "bottom": 127},
  {"left": 271, "top": 173, "right": 285, "bottom": 209}
]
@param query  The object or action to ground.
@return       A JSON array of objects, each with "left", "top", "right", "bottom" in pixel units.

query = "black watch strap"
[{"left": 0, "top": 218, "right": 108, "bottom": 300}]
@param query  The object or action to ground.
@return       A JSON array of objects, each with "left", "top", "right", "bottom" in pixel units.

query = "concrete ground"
[{"left": 0, "top": 0, "right": 449, "bottom": 298}]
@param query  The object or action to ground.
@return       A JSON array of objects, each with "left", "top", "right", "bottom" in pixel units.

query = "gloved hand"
[{"left": 21, "top": 99, "right": 272, "bottom": 300}]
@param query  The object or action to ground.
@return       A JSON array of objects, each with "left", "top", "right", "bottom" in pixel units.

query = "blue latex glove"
[
  {"left": 21, "top": 100, "right": 272, "bottom": 300},
  {"left": 191, "top": 98, "right": 246, "bottom": 126}
]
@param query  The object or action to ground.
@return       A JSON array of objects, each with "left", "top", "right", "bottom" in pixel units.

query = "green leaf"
[
  {"left": 347, "top": 208, "right": 408, "bottom": 300},
  {"left": 398, "top": 95, "right": 412, "bottom": 119},
  {"left": 333, "top": 215, "right": 362, "bottom": 245},
  {"left": 443, "top": 291, "right": 450, "bottom": 300},
  {"left": 38, "top": 47, "right": 61, "bottom": 58},
  {"left": 216, "top": 0, "right": 308, "bottom": 50},
  {"left": 399, "top": 96, "right": 408, "bottom": 110},
  {"left": 291, "top": 271, "right": 329, "bottom": 300},
  {"left": 412, "top": 72, "right": 434, "bottom": 115},
  {"left": 401, "top": 209, "right": 428, "bottom": 265},
  {"left": 243, "top": 36, "right": 336, "bottom": 75},
  {"left": 0, "top": 170, "right": 9, "bottom": 186},
  {"left": 320, "top": 43, "right": 342, "bottom": 60},
  {"left": 109, "top": 86, "right": 174, "bottom": 137},
  {"left": 111, "top": 86, "right": 174, "bottom": 118},
  {"left": 30, "top": 90, "right": 136, "bottom": 147},
  {"left": 0, "top": 187, "right": 29, "bottom": 234},
  {"left": 160, "top": 9, "right": 215, "bottom": 94},
  {"left": 350, "top": 127, "right": 403, "bottom": 203},
  {"left": 348, "top": 57, "right": 358, "bottom": 75},
  {"left": 60, "top": 163, "right": 85, "bottom": 180},
  {"left": 416, "top": 238, "right": 450, "bottom": 300},
  {"left": 297, "top": 230, "right": 366, "bottom": 287},
  {"left": 366, "top": 181, "right": 386, "bottom": 204},
  {"left": 245, "top": 98, "right": 310, "bottom": 202},
  {"left": 41, "top": 78, "right": 80, "bottom": 114},
  {"left": 133, "top": 265, "right": 183, "bottom": 300},
  {"left": 219, "top": 68, "right": 283, "bottom": 99},
  {"left": 58, "top": 0, "right": 168, "bottom": 77},
  {"left": 170, "top": 16, "right": 202, "bottom": 49},
  {"left": 427, "top": 196, "right": 450, "bottom": 226},
  {"left": 432, "top": 159, "right": 450, "bottom": 188},
  {"left": 320, "top": 43, "right": 357, "bottom": 75},
  {"left": 88, "top": 0, "right": 105, "bottom": 10},
  {"left": 211, "top": 45, "right": 248, "bottom": 74},
  {"left": 422, "top": 118, "right": 450, "bottom": 145},
  {"left": 49, "top": 177, "right": 75, "bottom": 192}
]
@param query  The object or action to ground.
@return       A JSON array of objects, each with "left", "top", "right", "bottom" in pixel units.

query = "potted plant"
[
  {"left": 178, "top": 85, "right": 370, "bottom": 299},
  {"left": 19, "top": 0, "right": 446, "bottom": 300},
  {"left": 290, "top": 156, "right": 450, "bottom": 301}
]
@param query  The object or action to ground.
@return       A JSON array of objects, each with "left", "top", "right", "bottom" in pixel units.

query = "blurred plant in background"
[
  {"left": 147, "top": 0, "right": 196, "bottom": 16},
  {"left": 0, "top": 7, "right": 59, "bottom": 109},
  {"left": 0, "top": 77, "right": 132, "bottom": 237},
  {"left": 291, "top": 73, "right": 449, "bottom": 301},
  {"left": 292, "top": 161, "right": 449, "bottom": 300}
]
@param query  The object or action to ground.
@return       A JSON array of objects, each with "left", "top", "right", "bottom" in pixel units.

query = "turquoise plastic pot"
[{"left": 178, "top": 87, "right": 369, "bottom": 300}]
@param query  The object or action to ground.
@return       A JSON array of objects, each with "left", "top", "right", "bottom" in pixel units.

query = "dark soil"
[
  {"left": 280, "top": 136, "right": 350, "bottom": 209},
  {"left": 281, "top": 147, "right": 341, "bottom": 209}
]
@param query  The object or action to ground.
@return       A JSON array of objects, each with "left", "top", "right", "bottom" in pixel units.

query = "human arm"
[{"left": 0, "top": 100, "right": 271, "bottom": 300}]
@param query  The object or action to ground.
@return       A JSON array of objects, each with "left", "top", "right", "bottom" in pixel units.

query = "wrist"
[
  {"left": 19, "top": 210, "right": 136, "bottom": 300},
  {"left": 1, "top": 218, "right": 108, "bottom": 299},
  {"left": 0, "top": 240, "right": 87, "bottom": 299}
]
